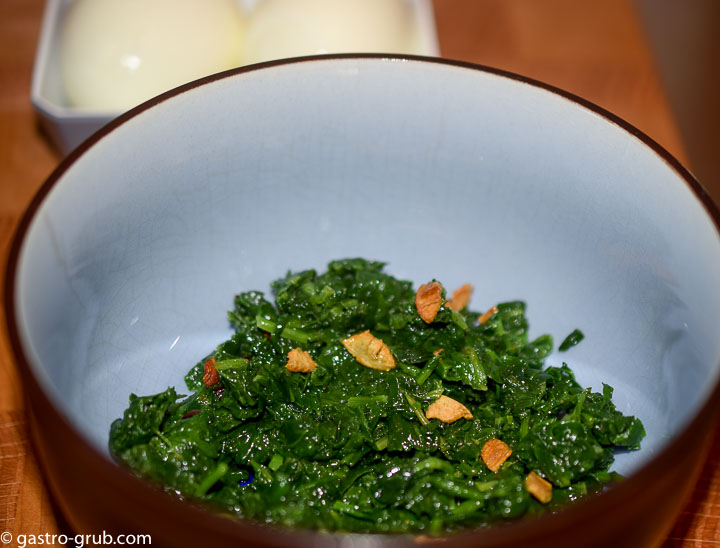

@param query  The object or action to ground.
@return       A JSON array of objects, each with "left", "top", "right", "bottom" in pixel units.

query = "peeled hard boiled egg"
[
  {"left": 60, "top": 0, "right": 245, "bottom": 111},
  {"left": 244, "top": 0, "right": 419, "bottom": 65}
]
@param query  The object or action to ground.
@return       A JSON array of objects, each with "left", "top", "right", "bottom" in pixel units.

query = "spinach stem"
[
  {"left": 347, "top": 395, "right": 388, "bottom": 406},
  {"left": 417, "top": 356, "right": 439, "bottom": 386},
  {"left": 255, "top": 315, "right": 277, "bottom": 333},
  {"left": 281, "top": 326, "right": 310, "bottom": 344},
  {"left": 196, "top": 461, "right": 228, "bottom": 497},
  {"left": 404, "top": 392, "right": 430, "bottom": 426},
  {"left": 215, "top": 358, "right": 249, "bottom": 370}
]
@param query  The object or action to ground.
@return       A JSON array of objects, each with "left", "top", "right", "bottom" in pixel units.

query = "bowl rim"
[{"left": 6, "top": 53, "right": 720, "bottom": 545}]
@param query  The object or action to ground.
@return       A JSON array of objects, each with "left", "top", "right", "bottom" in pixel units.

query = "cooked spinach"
[
  {"left": 109, "top": 259, "right": 644, "bottom": 534},
  {"left": 559, "top": 329, "right": 585, "bottom": 351}
]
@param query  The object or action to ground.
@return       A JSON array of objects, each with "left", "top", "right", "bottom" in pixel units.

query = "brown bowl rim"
[{"left": 5, "top": 53, "right": 720, "bottom": 546}]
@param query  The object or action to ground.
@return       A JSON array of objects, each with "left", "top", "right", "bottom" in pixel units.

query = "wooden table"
[{"left": 1, "top": 0, "right": 718, "bottom": 545}]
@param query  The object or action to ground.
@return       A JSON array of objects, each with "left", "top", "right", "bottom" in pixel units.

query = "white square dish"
[{"left": 31, "top": 0, "right": 439, "bottom": 155}]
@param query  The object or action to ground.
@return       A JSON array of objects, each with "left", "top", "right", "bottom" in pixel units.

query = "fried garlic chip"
[
  {"left": 447, "top": 283, "right": 473, "bottom": 311},
  {"left": 478, "top": 305, "right": 499, "bottom": 325},
  {"left": 342, "top": 330, "right": 396, "bottom": 371},
  {"left": 481, "top": 438, "right": 513, "bottom": 472},
  {"left": 425, "top": 395, "right": 473, "bottom": 423},
  {"left": 525, "top": 471, "right": 553, "bottom": 504},
  {"left": 415, "top": 281, "right": 444, "bottom": 323},
  {"left": 285, "top": 348, "right": 317, "bottom": 373}
]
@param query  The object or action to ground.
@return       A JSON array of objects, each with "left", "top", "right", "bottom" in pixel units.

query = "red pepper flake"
[
  {"left": 182, "top": 409, "right": 201, "bottom": 419},
  {"left": 203, "top": 357, "right": 220, "bottom": 388}
]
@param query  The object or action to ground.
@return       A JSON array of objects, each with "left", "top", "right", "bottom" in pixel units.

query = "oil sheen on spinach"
[{"left": 109, "top": 259, "right": 645, "bottom": 534}]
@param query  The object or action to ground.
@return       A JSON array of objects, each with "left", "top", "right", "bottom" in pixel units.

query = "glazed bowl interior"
[{"left": 13, "top": 57, "right": 720, "bottom": 486}]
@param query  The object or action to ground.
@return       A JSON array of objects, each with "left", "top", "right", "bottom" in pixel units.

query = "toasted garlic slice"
[
  {"left": 447, "top": 283, "right": 473, "bottom": 311},
  {"left": 478, "top": 305, "right": 499, "bottom": 324},
  {"left": 525, "top": 471, "right": 553, "bottom": 504},
  {"left": 425, "top": 395, "right": 473, "bottom": 423},
  {"left": 342, "top": 330, "right": 395, "bottom": 371},
  {"left": 416, "top": 281, "right": 444, "bottom": 323},
  {"left": 285, "top": 348, "right": 317, "bottom": 373},
  {"left": 481, "top": 438, "right": 513, "bottom": 472}
]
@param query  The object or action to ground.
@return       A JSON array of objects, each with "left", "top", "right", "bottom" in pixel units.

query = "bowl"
[{"left": 7, "top": 55, "right": 720, "bottom": 547}]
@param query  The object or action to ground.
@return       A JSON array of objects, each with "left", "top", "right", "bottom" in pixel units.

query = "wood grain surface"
[{"left": 0, "top": 0, "right": 717, "bottom": 545}]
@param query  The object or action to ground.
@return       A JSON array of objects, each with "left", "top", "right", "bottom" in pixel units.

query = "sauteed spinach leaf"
[{"left": 109, "top": 259, "right": 644, "bottom": 534}]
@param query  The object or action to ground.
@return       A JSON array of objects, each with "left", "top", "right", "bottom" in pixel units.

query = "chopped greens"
[
  {"left": 109, "top": 259, "right": 644, "bottom": 534},
  {"left": 559, "top": 329, "right": 585, "bottom": 351}
]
